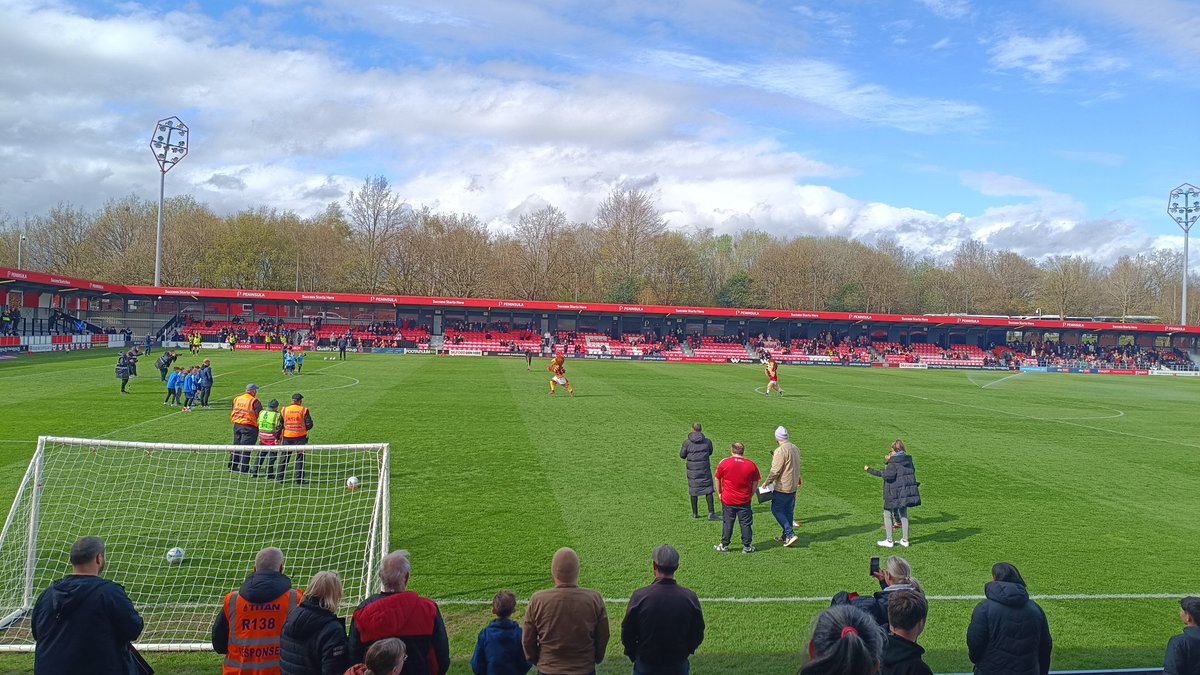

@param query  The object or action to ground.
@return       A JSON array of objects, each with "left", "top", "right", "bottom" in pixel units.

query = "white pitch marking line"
[
  {"left": 980, "top": 372, "right": 1023, "bottom": 389},
  {"left": 436, "top": 592, "right": 1192, "bottom": 605}
]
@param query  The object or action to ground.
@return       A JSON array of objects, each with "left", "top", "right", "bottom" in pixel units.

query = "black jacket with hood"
[
  {"left": 31, "top": 574, "right": 144, "bottom": 675},
  {"left": 212, "top": 570, "right": 296, "bottom": 654},
  {"left": 966, "top": 581, "right": 1052, "bottom": 675},
  {"left": 679, "top": 432, "right": 714, "bottom": 496},
  {"left": 280, "top": 598, "right": 350, "bottom": 675}
]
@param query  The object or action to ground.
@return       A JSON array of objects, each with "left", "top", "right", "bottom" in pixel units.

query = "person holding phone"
[{"left": 865, "top": 440, "right": 921, "bottom": 548}]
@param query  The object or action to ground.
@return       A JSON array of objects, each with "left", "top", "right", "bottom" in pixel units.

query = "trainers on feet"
[
  {"left": 714, "top": 544, "right": 730, "bottom": 553},
  {"left": 772, "top": 536, "right": 785, "bottom": 543},
  {"left": 742, "top": 546, "right": 756, "bottom": 554},
  {"left": 793, "top": 520, "right": 802, "bottom": 528},
  {"left": 691, "top": 513, "right": 698, "bottom": 519},
  {"left": 877, "top": 539, "right": 895, "bottom": 548},
  {"left": 707, "top": 513, "right": 720, "bottom": 521},
  {"left": 784, "top": 535, "right": 800, "bottom": 547},
  {"left": 899, "top": 539, "right": 910, "bottom": 547}
]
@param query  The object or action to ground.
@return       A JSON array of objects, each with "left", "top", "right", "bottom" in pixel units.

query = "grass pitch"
[{"left": 0, "top": 349, "right": 1196, "bottom": 673}]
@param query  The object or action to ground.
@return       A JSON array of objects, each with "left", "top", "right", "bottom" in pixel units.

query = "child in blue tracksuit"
[
  {"left": 470, "top": 590, "right": 531, "bottom": 675},
  {"left": 165, "top": 367, "right": 182, "bottom": 406},
  {"left": 283, "top": 352, "right": 295, "bottom": 376},
  {"left": 182, "top": 367, "right": 198, "bottom": 411},
  {"left": 294, "top": 350, "right": 304, "bottom": 374}
]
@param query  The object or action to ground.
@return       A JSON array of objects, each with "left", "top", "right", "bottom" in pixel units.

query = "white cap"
[{"left": 775, "top": 426, "right": 789, "bottom": 441}]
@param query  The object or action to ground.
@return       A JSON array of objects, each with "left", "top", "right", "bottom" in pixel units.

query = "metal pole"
[
  {"left": 1185, "top": 221, "right": 1191, "bottom": 326},
  {"left": 154, "top": 171, "right": 165, "bottom": 286},
  {"left": 16, "top": 235, "right": 23, "bottom": 269}
]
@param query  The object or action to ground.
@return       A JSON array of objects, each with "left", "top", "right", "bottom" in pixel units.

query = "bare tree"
[
  {"left": 346, "top": 176, "right": 406, "bottom": 293},
  {"left": 510, "top": 205, "right": 566, "bottom": 299},
  {"left": 594, "top": 188, "right": 666, "bottom": 292},
  {"left": 1103, "top": 255, "right": 1153, "bottom": 319},
  {"left": 1036, "top": 255, "right": 1100, "bottom": 318}
]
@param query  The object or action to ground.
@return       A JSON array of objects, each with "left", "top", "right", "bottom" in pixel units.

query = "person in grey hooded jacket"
[
  {"left": 865, "top": 439, "right": 921, "bottom": 548},
  {"left": 680, "top": 423, "right": 718, "bottom": 520}
]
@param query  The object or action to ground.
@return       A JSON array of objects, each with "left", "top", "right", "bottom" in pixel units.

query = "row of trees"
[{"left": 0, "top": 176, "right": 1192, "bottom": 322}]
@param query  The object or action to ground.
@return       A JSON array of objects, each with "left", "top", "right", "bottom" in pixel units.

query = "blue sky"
[{"left": 2, "top": 0, "right": 1199, "bottom": 261}]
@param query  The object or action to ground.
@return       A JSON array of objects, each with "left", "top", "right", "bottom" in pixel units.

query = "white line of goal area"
[{"left": 436, "top": 592, "right": 1191, "bottom": 606}]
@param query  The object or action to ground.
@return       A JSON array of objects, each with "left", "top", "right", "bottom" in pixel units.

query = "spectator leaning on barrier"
[
  {"left": 1165, "top": 596, "right": 1200, "bottom": 675},
  {"left": 523, "top": 547, "right": 609, "bottom": 675},
  {"left": 31, "top": 536, "right": 144, "bottom": 675},
  {"left": 966, "top": 562, "right": 1052, "bottom": 675},
  {"left": 620, "top": 544, "right": 704, "bottom": 675}
]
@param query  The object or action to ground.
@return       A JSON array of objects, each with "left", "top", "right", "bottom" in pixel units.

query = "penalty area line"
[{"left": 436, "top": 592, "right": 1191, "bottom": 605}]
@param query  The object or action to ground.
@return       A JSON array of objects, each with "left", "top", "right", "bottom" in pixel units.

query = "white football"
[
  {"left": 346, "top": 476, "right": 360, "bottom": 490},
  {"left": 166, "top": 547, "right": 186, "bottom": 564}
]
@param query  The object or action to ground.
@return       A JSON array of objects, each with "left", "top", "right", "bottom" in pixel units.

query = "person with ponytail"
[
  {"left": 343, "top": 638, "right": 407, "bottom": 675},
  {"left": 800, "top": 605, "right": 885, "bottom": 675}
]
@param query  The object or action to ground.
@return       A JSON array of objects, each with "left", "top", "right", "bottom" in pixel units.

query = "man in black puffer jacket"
[
  {"left": 966, "top": 562, "right": 1052, "bottom": 675},
  {"left": 280, "top": 572, "right": 350, "bottom": 675},
  {"left": 680, "top": 423, "right": 718, "bottom": 520}
]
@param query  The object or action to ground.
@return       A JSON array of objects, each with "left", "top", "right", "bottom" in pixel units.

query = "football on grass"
[
  {"left": 346, "top": 476, "right": 360, "bottom": 490},
  {"left": 166, "top": 547, "right": 186, "bottom": 564}
]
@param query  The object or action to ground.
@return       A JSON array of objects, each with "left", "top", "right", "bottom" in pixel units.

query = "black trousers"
[
  {"left": 278, "top": 437, "right": 307, "bottom": 483},
  {"left": 230, "top": 426, "right": 257, "bottom": 472},
  {"left": 199, "top": 386, "right": 212, "bottom": 407},
  {"left": 721, "top": 503, "right": 753, "bottom": 547}
]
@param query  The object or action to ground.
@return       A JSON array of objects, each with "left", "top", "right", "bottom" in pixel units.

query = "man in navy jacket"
[
  {"left": 32, "top": 536, "right": 143, "bottom": 675},
  {"left": 620, "top": 545, "right": 705, "bottom": 675}
]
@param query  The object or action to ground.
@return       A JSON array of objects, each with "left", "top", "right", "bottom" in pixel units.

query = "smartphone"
[{"left": 869, "top": 557, "right": 880, "bottom": 576}]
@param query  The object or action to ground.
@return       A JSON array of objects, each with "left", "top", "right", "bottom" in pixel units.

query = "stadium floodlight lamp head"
[
  {"left": 1168, "top": 183, "right": 1200, "bottom": 326},
  {"left": 149, "top": 116, "right": 190, "bottom": 287}
]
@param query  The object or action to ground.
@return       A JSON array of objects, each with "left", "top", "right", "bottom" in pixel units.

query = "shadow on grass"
[{"left": 917, "top": 526, "right": 981, "bottom": 544}]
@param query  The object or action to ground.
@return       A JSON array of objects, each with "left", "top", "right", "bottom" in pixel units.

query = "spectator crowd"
[{"left": 28, "top": 535, "right": 1200, "bottom": 675}]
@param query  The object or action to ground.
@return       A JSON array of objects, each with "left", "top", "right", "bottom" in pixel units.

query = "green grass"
[{"left": 0, "top": 349, "right": 1196, "bottom": 673}]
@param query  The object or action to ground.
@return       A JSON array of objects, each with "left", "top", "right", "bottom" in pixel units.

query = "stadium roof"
[{"left": 2, "top": 267, "right": 1195, "bottom": 335}]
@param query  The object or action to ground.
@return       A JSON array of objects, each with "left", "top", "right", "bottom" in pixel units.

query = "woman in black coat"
[
  {"left": 680, "top": 423, "right": 718, "bottom": 520},
  {"left": 966, "top": 562, "right": 1052, "bottom": 675},
  {"left": 864, "top": 439, "right": 921, "bottom": 547},
  {"left": 280, "top": 571, "right": 350, "bottom": 675}
]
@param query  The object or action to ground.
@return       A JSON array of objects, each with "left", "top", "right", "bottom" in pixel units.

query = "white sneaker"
[
  {"left": 899, "top": 539, "right": 909, "bottom": 548},
  {"left": 877, "top": 539, "right": 894, "bottom": 548}
]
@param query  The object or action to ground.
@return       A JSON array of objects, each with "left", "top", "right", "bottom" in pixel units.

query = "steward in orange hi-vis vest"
[
  {"left": 220, "top": 588, "right": 300, "bottom": 675},
  {"left": 228, "top": 384, "right": 263, "bottom": 473},
  {"left": 278, "top": 393, "right": 313, "bottom": 485}
]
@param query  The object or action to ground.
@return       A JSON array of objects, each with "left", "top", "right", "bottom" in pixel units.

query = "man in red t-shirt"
[{"left": 713, "top": 442, "right": 760, "bottom": 553}]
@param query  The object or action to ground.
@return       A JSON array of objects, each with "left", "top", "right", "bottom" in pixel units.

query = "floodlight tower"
[
  {"left": 150, "top": 116, "right": 189, "bottom": 286},
  {"left": 1169, "top": 183, "right": 1200, "bottom": 325}
]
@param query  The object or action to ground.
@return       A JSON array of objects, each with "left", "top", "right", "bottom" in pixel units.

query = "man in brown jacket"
[
  {"left": 764, "top": 425, "right": 801, "bottom": 547},
  {"left": 523, "top": 547, "right": 609, "bottom": 675}
]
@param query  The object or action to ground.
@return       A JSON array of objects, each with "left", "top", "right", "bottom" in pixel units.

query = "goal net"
[{"left": 0, "top": 436, "right": 390, "bottom": 651}]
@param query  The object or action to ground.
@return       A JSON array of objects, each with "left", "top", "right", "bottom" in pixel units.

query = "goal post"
[{"left": 0, "top": 436, "right": 390, "bottom": 651}]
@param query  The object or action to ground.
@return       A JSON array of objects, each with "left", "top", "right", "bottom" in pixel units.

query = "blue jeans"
[{"left": 770, "top": 491, "right": 795, "bottom": 540}]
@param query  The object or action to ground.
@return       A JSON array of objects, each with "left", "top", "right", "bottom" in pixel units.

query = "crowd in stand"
[
  {"left": 997, "top": 341, "right": 1195, "bottom": 370},
  {"left": 31, "top": 536, "right": 1200, "bottom": 675}
]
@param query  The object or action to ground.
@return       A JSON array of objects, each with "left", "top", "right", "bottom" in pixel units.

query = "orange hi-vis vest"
[
  {"left": 230, "top": 394, "right": 258, "bottom": 427},
  {"left": 221, "top": 588, "right": 301, "bottom": 675},
  {"left": 282, "top": 404, "right": 309, "bottom": 439}
]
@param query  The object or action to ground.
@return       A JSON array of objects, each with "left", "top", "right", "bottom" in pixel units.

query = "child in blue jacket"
[
  {"left": 470, "top": 590, "right": 531, "bottom": 675},
  {"left": 165, "top": 367, "right": 183, "bottom": 406},
  {"left": 181, "top": 366, "right": 198, "bottom": 411}
]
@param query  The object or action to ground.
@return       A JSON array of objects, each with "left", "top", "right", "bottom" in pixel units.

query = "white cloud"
[
  {"left": 961, "top": 172, "right": 1061, "bottom": 199},
  {"left": 916, "top": 0, "right": 971, "bottom": 20},
  {"left": 639, "top": 50, "right": 986, "bottom": 134},
  {"left": 1059, "top": 0, "right": 1200, "bottom": 66},
  {"left": 988, "top": 30, "right": 1127, "bottom": 84}
]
